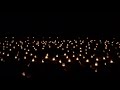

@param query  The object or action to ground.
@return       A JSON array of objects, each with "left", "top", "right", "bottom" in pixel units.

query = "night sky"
[{"left": 0, "top": 12, "right": 120, "bottom": 37}]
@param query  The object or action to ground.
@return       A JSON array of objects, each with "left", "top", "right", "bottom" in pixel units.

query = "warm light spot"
[
  {"left": 9, "top": 49, "right": 12, "bottom": 51},
  {"left": 22, "top": 72, "right": 26, "bottom": 76},
  {"left": 91, "top": 55, "right": 93, "bottom": 58},
  {"left": 34, "top": 55, "right": 37, "bottom": 58},
  {"left": 64, "top": 53, "right": 66, "bottom": 56},
  {"left": 36, "top": 41, "right": 39, "bottom": 45},
  {"left": 96, "top": 58, "right": 99, "bottom": 61},
  {"left": 106, "top": 55, "right": 109, "bottom": 58},
  {"left": 95, "top": 62, "right": 98, "bottom": 66},
  {"left": 67, "top": 50, "right": 69, "bottom": 52},
  {"left": 76, "top": 57, "right": 79, "bottom": 60},
  {"left": 110, "top": 60, "right": 113, "bottom": 63},
  {"left": 118, "top": 56, "right": 120, "bottom": 58},
  {"left": 18, "top": 58, "right": 20, "bottom": 61},
  {"left": 42, "top": 47, "right": 44, "bottom": 50},
  {"left": 2, "top": 52, "right": 5, "bottom": 55},
  {"left": 94, "top": 48, "right": 96, "bottom": 50},
  {"left": 59, "top": 60, "right": 62, "bottom": 63},
  {"left": 23, "top": 47, "right": 26, "bottom": 50},
  {"left": 62, "top": 63, "right": 65, "bottom": 67},
  {"left": 71, "top": 43, "right": 73, "bottom": 45},
  {"left": 26, "top": 44, "right": 29, "bottom": 47},
  {"left": 32, "top": 58, "right": 35, "bottom": 62},
  {"left": 68, "top": 59, "right": 71, "bottom": 62},
  {"left": 1, "top": 58, "right": 3, "bottom": 61},
  {"left": 56, "top": 54, "right": 58, "bottom": 58},
  {"left": 86, "top": 59, "right": 89, "bottom": 62},
  {"left": 85, "top": 52, "right": 87, "bottom": 54},
  {"left": 83, "top": 56, "right": 85, "bottom": 59},
  {"left": 104, "top": 62, "right": 106, "bottom": 65},
  {"left": 117, "top": 52, "right": 119, "bottom": 55},
  {"left": 34, "top": 48, "right": 37, "bottom": 51},
  {"left": 82, "top": 40, "right": 84, "bottom": 43},
  {"left": 66, "top": 56, "right": 68, "bottom": 59},
  {"left": 96, "top": 43, "right": 98, "bottom": 46},
  {"left": 45, "top": 56, "right": 48, "bottom": 59},
  {"left": 95, "top": 69, "right": 97, "bottom": 72},
  {"left": 63, "top": 40, "right": 65, "bottom": 42},
  {"left": 30, "top": 53, "right": 33, "bottom": 56},
  {"left": 24, "top": 56, "right": 26, "bottom": 59},
  {"left": 103, "top": 57, "right": 106, "bottom": 60},
  {"left": 13, "top": 46, "right": 15, "bottom": 49},
  {"left": 88, "top": 47, "right": 90, "bottom": 49},
  {"left": 25, "top": 52, "right": 28, "bottom": 55},
  {"left": 75, "top": 41, "right": 77, "bottom": 44},
  {"left": 21, "top": 46, "right": 23, "bottom": 49},
  {"left": 7, "top": 53, "right": 9, "bottom": 56},
  {"left": 15, "top": 56, "right": 17, "bottom": 59},
  {"left": 62, "top": 48, "right": 64, "bottom": 50},
  {"left": 80, "top": 50, "right": 82, "bottom": 52},
  {"left": 52, "top": 57, "right": 55, "bottom": 61},
  {"left": 73, "top": 54, "right": 75, "bottom": 58},
  {"left": 45, "top": 54, "right": 49, "bottom": 59},
  {"left": 73, "top": 46, "right": 75, "bottom": 48},
  {"left": 12, "top": 37, "right": 14, "bottom": 39},
  {"left": 79, "top": 54, "right": 82, "bottom": 56},
  {"left": 105, "top": 46, "right": 107, "bottom": 49},
  {"left": 42, "top": 60, "right": 44, "bottom": 63},
  {"left": 9, "top": 44, "right": 12, "bottom": 46}
]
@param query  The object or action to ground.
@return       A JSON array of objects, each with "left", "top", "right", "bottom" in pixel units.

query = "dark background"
[
  {"left": 0, "top": 12, "right": 120, "bottom": 81},
  {"left": 0, "top": 12, "right": 120, "bottom": 38}
]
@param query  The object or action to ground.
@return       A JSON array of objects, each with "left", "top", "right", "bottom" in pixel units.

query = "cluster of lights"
[{"left": 0, "top": 36, "right": 119, "bottom": 77}]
